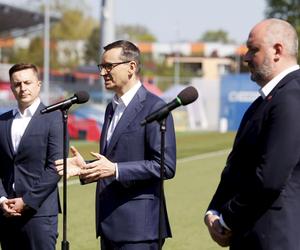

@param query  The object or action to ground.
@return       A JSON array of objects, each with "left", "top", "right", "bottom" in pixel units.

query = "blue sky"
[
  {"left": 96, "top": 0, "right": 267, "bottom": 44},
  {"left": 0, "top": 0, "right": 267, "bottom": 44}
]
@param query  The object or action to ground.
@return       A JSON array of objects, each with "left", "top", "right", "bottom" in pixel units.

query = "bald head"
[
  {"left": 251, "top": 18, "right": 298, "bottom": 59},
  {"left": 244, "top": 18, "right": 299, "bottom": 86}
]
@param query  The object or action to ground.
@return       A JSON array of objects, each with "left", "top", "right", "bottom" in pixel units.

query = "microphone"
[
  {"left": 40, "top": 91, "right": 90, "bottom": 114},
  {"left": 141, "top": 86, "right": 198, "bottom": 125}
]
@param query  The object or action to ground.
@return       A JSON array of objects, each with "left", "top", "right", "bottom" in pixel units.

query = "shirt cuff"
[
  {"left": 0, "top": 196, "right": 8, "bottom": 204},
  {"left": 205, "top": 210, "right": 220, "bottom": 217},
  {"left": 115, "top": 163, "right": 119, "bottom": 180},
  {"left": 219, "top": 214, "right": 231, "bottom": 231}
]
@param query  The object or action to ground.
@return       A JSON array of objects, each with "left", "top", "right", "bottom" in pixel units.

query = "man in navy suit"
[
  {"left": 205, "top": 19, "right": 300, "bottom": 250},
  {"left": 56, "top": 40, "right": 176, "bottom": 249},
  {"left": 0, "top": 63, "right": 63, "bottom": 250}
]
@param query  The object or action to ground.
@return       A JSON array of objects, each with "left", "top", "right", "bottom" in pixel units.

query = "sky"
[
  {"left": 92, "top": 0, "right": 267, "bottom": 44},
  {"left": 0, "top": 0, "right": 267, "bottom": 44}
]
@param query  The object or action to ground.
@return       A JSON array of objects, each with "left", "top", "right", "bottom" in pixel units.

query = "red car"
[
  {"left": 67, "top": 104, "right": 104, "bottom": 142},
  {"left": 68, "top": 114, "right": 101, "bottom": 141}
]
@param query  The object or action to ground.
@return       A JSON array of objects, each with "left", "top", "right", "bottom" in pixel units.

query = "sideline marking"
[
  {"left": 178, "top": 149, "right": 230, "bottom": 164},
  {"left": 59, "top": 148, "right": 231, "bottom": 187},
  {"left": 59, "top": 179, "right": 80, "bottom": 187}
]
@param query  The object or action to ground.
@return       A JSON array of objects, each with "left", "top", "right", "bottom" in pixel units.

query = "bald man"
[{"left": 205, "top": 18, "right": 300, "bottom": 250}]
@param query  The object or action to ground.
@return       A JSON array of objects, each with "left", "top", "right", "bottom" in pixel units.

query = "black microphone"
[
  {"left": 40, "top": 91, "right": 90, "bottom": 114},
  {"left": 141, "top": 86, "right": 198, "bottom": 125}
]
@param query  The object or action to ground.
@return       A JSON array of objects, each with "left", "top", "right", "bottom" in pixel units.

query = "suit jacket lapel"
[
  {"left": 232, "top": 96, "right": 264, "bottom": 147},
  {"left": 5, "top": 111, "right": 15, "bottom": 157},
  {"left": 106, "top": 86, "right": 146, "bottom": 154}
]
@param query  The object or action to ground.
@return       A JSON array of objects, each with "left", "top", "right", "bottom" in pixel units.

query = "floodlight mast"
[
  {"left": 43, "top": 0, "right": 50, "bottom": 105},
  {"left": 99, "top": 0, "right": 115, "bottom": 103}
]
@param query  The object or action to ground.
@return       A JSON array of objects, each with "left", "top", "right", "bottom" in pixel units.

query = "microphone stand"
[
  {"left": 61, "top": 107, "right": 71, "bottom": 250},
  {"left": 158, "top": 118, "right": 166, "bottom": 250}
]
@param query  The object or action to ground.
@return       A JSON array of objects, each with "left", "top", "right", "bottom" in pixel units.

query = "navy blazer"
[
  {"left": 208, "top": 69, "right": 300, "bottom": 250},
  {"left": 0, "top": 103, "right": 63, "bottom": 217},
  {"left": 96, "top": 85, "right": 176, "bottom": 242}
]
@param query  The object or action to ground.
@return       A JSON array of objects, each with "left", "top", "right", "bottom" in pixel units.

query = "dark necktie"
[{"left": 102, "top": 105, "right": 115, "bottom": 155}]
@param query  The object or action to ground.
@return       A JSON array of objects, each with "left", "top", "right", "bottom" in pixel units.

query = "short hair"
[
  {"left": 9, "top": 63, "right": 39, "bottom": 80},
  {"left": 103, "top": 40, "right": 141, "bottom": 73},
  {"left": 264, "top": 19, "right": 299, "bottom": 58}
]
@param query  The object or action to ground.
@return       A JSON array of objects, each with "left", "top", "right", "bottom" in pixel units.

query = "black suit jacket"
[
  {"left": 0, "top": 103, "right": 63, "bottom": 217},
  {"left": 96, "top": 85, "right": 177, "bottom": 242},
  {"left": 208, "top": 69, "right": 300, "bottom": 250}
]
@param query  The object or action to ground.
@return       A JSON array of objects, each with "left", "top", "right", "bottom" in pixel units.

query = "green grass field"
[{"left": 56, "top": 131, "right": 235, "bottom": 250}]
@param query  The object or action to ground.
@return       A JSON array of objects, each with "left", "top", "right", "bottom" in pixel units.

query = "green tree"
[
  {"left": 199, "top": 29, "right": 233, "bottom": 43},
  {"left": 50, "top": 9, "right": 97, "bottom": 69},
  {"left": 10, "top": 7, "right": 97, "bottom": 69},
  {"left": 84, "top": 27, "right": 100, "bottom": 65},
  {"left": 265, "top": 0, "right": 300, "bottom": 26},
  {"left": 10, "top": 37, "right": 59, "bottom": 68},
  {"left": 84, "top": 24, "right": 157, "bottom": 65},
  {"left": 51, "top": 9, "right": 97, "bottom": 40},
  {"left": 116, "top": 25, "right": 157, "bottom": 42},
  {"left": 265, "top": 0, "right": 300, "bottom": 60}
]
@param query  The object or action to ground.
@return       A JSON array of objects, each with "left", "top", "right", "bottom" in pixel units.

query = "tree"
[
  {"left": 265, "top": 0, "right": 300, "bottom": 27},
  {"left": 84, "top": 27, "right": 100, "bottom": 65},
  {"left": 116, "top": 25, "right": 157, "bottom": 42},
  {"left": 199, "top": 29, "right": 233, "bottom": 43},
  {"left": 84, "top": 24, "right": 157, "bottom": 65},
  {"left": 8, "top": 5, "right": 97, "bottom": 69},
  {"left": 51, "top": 9, "right": 97, "bottom": 40},
  {"left": 10, "top": 37, "right": 59, "bottom": 68},
  {"left": 265, "top": 0, "right": 300, "bottom": 60}
]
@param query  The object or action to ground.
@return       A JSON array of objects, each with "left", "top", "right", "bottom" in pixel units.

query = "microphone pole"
[
  {"left": 41, "top": 91, "right": 89, "bottom": 250},
  {"left": 158, "top": 118, "right": 166, "bottom": 250},
  {"left": 141, "top": 86, "right": 198, "bottom": 249},
  {"left": 61, "top": 106, "right": 71, "bottom": 250}
]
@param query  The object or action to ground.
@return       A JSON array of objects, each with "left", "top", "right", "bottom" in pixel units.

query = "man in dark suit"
[
  {"left": 56, "top": 40, "right": 176, "bottom": 249},
  {"left": 0, "top": 63, "right": 63, "bottom": 250},
  {"left": 205, "top": 18, "right": 300, "bottom": 250}
]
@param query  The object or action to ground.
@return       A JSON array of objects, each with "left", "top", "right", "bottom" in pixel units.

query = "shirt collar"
[
  {"left": 259, "top": 65, "right": 300, "bottom": 99},
  {"left": 112, "top": 81, "right": 142, "bottom": 110},
  {"left": 13, "top": 98, "right": 41, "bottom": 117}
]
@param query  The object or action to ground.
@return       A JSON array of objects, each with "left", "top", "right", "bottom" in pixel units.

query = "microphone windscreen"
[
  {"left": 178, "top": 86, "right": 198, "bottom": 105},
  {"left": 75, "top": 91, "right": 90, "bottom": 104}
]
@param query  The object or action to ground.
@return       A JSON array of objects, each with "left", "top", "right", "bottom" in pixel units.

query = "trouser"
[
  {"left": 0, "top": 215, "right": 58, "bottom": 250},
  {"left": 100, "top": 237, "right": 165, "bottom": 250}
]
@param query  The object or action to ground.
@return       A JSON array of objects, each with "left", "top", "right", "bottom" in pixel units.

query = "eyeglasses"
[{"left": 97, "top": 61, "right": 131, "bottom": 73}]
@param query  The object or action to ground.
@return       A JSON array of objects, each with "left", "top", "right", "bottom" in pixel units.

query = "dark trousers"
[
  {"left": 0, "top": 215, "right": 58, "bottom": 250},
  {"left": 100, "top": 237, "right": 165, "bottom": 250}
]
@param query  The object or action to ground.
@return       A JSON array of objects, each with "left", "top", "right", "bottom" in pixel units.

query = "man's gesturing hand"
[{"left": 55, "top": 146, "right": 86, "bottom": 178}]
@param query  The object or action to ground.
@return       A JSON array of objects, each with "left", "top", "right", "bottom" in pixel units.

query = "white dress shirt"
[
  {"left": 106, "top": 81, "right": 142, "bottom": 144},
  {"left": 259, "top": 64, "right": 300, "bottom": 99},
  {"left": 11, "top": 98, "right": 41, "bottom": 153},
  {"left": 106, "top": 81, "right": 142, "bottom": 179}
]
